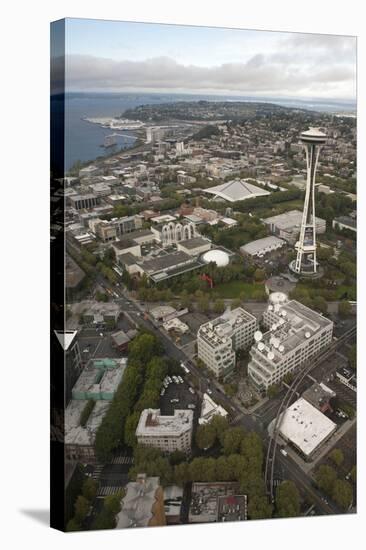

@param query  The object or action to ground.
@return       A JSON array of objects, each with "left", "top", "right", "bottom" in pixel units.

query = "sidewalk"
[{"left": 286, "top": 417, "right": 356, "bottom": 474}]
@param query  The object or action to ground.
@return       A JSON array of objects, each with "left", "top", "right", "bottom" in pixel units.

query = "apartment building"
[
  {"left": 136, "top": 409, "right": 194, "bottom": 453},
  {"left": 248, "top": 298, "right": 333, "bottom": 392},
  {"left": 197, "top": 307, "right": 257, "bottom": 380}
]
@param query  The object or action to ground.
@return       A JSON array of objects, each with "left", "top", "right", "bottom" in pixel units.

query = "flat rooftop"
[
  {"left": 136, "top": 409, "right": 193, "bottom": 438},
  {"left": 334, "top": 216, "right": 357, "bottom": 229},
  {"left": 303, "top": 382, "right": 335, "bottom": 410},
  {"left": 199, "top": 307, "right": 256, "bottom": 349},
  {"left": 252, "top": 300, "right": 333, "bottom": 367},
  {"left": 71, "top": 358, "right": 126, "bottom": 399},
  {"left": 140, "top": 251, "right": 193, "bottom": 274},
  {"left": 116, "top": 475, "right": 160, "bottom": 529},
  {"left": 189, "top": 482, "right": 242, "bottom": 523},
  {"left": 178, "top": 237, "right": 211, "bottom": 250},
  {"left": 240, "top": 235, "right": 285, "bottom": 255},
  {"left": 263, "top": 210, "right": 325, "bottom": 230},
  {"left": 278, "top": 397, "right": 337, "bottom": 457},
  {"left": 65, "top": 400, "right": 111, "bottom": 446}
]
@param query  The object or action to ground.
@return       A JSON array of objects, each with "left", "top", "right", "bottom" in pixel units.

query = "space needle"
[{"left": 290, "top": 127, "right": 327, "bottom": 275}]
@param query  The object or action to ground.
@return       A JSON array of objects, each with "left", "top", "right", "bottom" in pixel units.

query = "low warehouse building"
[
  {"left": 276, "top": 397, "right": 337, "bottom": 460},
  {"left": 240, "top": 235, "right": 286, "bottom": 257}
]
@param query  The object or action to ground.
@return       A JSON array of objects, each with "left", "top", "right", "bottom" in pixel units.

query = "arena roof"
[{"left": 203, "top": 179, "right": 270, "bottom": 203}]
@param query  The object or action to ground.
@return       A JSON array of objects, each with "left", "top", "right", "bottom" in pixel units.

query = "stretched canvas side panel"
[{"left": 50, "top": 18, "right": 66, "bottom": 532}]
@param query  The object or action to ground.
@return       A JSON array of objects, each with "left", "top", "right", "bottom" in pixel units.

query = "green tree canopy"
[
  {"left": 195, "top": 423, "right": 217, "bottom": 450},
  {"left": 332, "top": 479, "right": 353, "bottom": 510},
  {"left": 74, "top": 495, "right": 90, "bottom": 523},
  {"left": 248, "top": 495, "right": 273, "bottom": 520},
  {"left": 329, "top": 448, "right": 344, "bottom": 468},
  {"left": 81, "top": 478, "right": 98, "bottom": 501},
  {"left": 316, "top": 464, "right": 337, "bottom": 494},
  {"left": 275, "top": 481, "right": 301, "bottom": 518},
  {"left": 221, "top": 427, "right": 246, "bottom": 455}
]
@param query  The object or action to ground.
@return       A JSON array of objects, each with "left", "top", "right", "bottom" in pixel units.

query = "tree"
[
  {"left": 103, "top": 247, "right": 116, "bottom": 267},
  {"left": 248, "top": 495, "right": 273, "bottom": 520},
  {"left": 350, "top": 465, "right": 356, "bottom": 483},
  {"left": 267, "top": 384, "right": 280, "bottom": 398},
  {"left": 79, "top": 400, "right": 95, "bottom": 427},
  {"left": 240, "top": 432, "right": 263, "bottom": 471},
  {"left": 313, "top": 296, "right": 328, "bottom": 315},
  {"left": 92, "top": 508, "right": 116, "bottom": 530},
  {"left": 169, "top": 450, "right": 186, "bottom": 466},
  {"left": 232, "top": 298, "right": 242, "bottom": 309},
  {"left": 254, "top": 269, "right": 265, "bottom": 282},
  {"left": 128, "top": 332, "right": 163, "bottom": 362},
  {"left": 329, "top": 448, "right": 344, "bottom": 468},
  {"left": 316, "top": 465, "right": 337, "bottom": 494},
  {"left": 210, "top": 415, "right": 229, "bottom": 443},
  {"left": 221, "top": 427, "right": 245, "bottom": 455},
  {"left": 195, "top": 424, "right": 217, "bottom": 450},
  {"left": 215, "top": 456, "right": 232, "bottom": 481},
  {"left": 190, "top": 457, "right": 209, "bottom": 481},
  {"left": 348, "top": 344, "right": 356, "bottom": 370},
  {"left": 174, "top": 462, "right": 191, "bottom": 486},
  {"left": 332, "top": 479, "right": 353, "bottom": 510},
  {"left": 338, "top": 300, "right": 352, "bottom": 318},
  {"left": 104, "top": 494, "right": 122, "bottom": 515},
  {"left": 124, "top": 412, "right": 140, "bottom": 448},
  {"left": 224, "top": 383, "right": 237, "bottom": 398},
  {"left": 74, "top": 495, "right": 90, "bottom": 523},
  {"left": 275, "top": 481, "right": 301, "bottom": 518},
  {"left": 198, "top": 294, "right": 210, "bottom": 313},
  {"left": 66, "top": 518, "right": 82, "bottom": 531},
  {"left": 81, "top": 478, "right": 98, "bottom": 501},
  {"left": 283, "top": 372, "right": 294, "bottom": 385},
  {"left": 213, "top": 299, "right": 225, "bottom": 314}
]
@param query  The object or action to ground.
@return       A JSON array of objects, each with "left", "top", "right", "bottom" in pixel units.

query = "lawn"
[{"left": 212, "top": 280, "right": 266, "bottom": 299}]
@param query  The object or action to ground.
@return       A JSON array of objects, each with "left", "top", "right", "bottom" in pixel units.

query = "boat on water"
[
  {"left": 83, "top": 116, "right": 144, "bottom": 130},
  {"left": 101, "top": 135, "right": 117, "bottom": 148}
]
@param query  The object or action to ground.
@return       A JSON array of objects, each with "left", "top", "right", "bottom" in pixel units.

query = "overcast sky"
[{"left": 63, "top": 18, "right": 356, "bottom": 101}]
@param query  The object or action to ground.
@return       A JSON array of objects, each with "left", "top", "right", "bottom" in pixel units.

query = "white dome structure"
[
  {"left": 269, "top": 291, "right": 288, "bottom": 306},
  {"left": 202, "top": 249, "right": 229, "bottom": 267}
]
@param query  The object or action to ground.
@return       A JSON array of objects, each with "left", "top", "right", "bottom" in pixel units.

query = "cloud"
[{"left": 64, "top": 34, "right": 356, "bottom": 99}]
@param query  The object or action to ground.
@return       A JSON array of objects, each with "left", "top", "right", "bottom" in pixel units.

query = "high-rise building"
[
  {"left": 291, "top": 127, "right": 327, "bottom": 274},
  {"left": 197, "top": 307, "right": 257, "bottom": 380},
  {"left": 248, "top": 296, "right": 333, "bottom": 392}
]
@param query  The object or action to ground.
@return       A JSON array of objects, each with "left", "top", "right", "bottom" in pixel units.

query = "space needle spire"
[{"left": 292, "top": 127, "right": 327, "bottom": 275}]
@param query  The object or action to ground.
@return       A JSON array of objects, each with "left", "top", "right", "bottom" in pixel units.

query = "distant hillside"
[{"left": 121, "top": 100, "right": 313, "bottom": 123}]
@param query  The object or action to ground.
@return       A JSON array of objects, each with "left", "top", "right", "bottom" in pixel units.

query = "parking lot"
[
  {"left": 159, "top": 375, "right": 201, "bottom": 421},
  {"left": 327, "top": 378, "right": 357, "bottom": 408}
]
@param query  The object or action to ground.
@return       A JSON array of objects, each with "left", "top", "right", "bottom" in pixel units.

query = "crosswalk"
[
  {"left": 97, "top": 486, "right": 124, "bottom": 497},
  {"left": 92, "top": 464, "right": 104, "bottom": 481},
  {"left": 110, "top": 456, "right": 134, "bottom": 465}
]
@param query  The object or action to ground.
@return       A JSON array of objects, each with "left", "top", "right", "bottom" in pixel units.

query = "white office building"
[
  {"left": 136, "top": 409, "right": 193, "bottom": 453},
  {"left": 248, "top": 297, "right": 333, "bottom": 392},
  {"left": 197, "top": 307, "right": 257, "bottom": 380}
]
